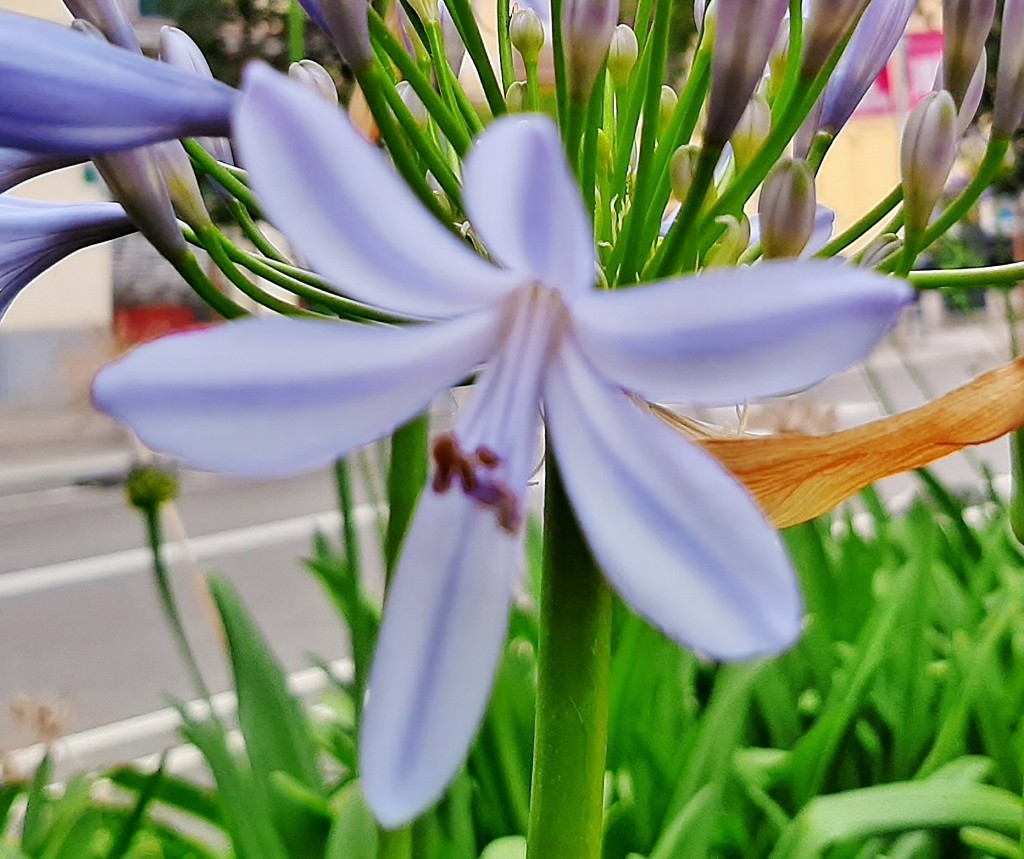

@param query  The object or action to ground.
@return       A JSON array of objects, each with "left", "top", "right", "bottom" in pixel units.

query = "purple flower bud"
[
  {"left": 296, "top": 0, "right": 330, "bottom": 32},
  {"left": 0, "top": 148, "right": 83, "bottom": 193},
  {"left": 935, "top": 48, "right": 987, "bottom": 135},
  {"left": 994, "top": 0, "right": 1024, "bottom": 137},
  {"left": 900, "top": 90, "right": 957, "bottom": 235},
  {"left": 758, "top": 158, "right": 817, "bottom": 258},
  {"left": 64, "top": 0, "right": 140, "bottom": 51},
  {"left": 801, "top": 0, "right": 869, "bottom": 79},
  {"left": 0, "top": 12, "right": 236, "bottom": 156},
  {"left": 289, "top": 60, "right": 340, "bottom": 105},
  {"left": 301, "top": 0, "right": 373, "bottom": 69},
  {"left": 0, "top": 196, "right": 132, "bottom": 320},
  {"left": 563, "top": 0, "right": 619, "bottom": 102},
  {"left": 942, "top": 0, "right": 996, "bottom": 109},
  {"left": 706, "top": 0, "right": 787, "bottom": 146},
  {"left": 820, "top": 0, "right": 916, "bottom": 135},
  {"left": 160, "top": 26, "right": 236, "bottom": 167}
]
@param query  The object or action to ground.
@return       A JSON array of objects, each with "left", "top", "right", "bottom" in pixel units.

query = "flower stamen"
[{"left": 431, "top": 432, "right": 522, "bottom": 533}]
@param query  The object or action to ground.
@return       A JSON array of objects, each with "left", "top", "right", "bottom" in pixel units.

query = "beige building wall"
[{"left": 1, "top": 0, "right": 113, "bottom": 333}]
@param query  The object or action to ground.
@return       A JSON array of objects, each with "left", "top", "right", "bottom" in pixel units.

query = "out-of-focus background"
[{"left": 1, "top": 0, "right": 1022, "bottom": 782}]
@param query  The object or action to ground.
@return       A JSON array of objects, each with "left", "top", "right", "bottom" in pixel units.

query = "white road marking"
[
  {"left": 0, "top": 507, "right": 381, "bottom": 600},
  {"left": 2, "top": 659, "right": 354, "bottom": 781}
]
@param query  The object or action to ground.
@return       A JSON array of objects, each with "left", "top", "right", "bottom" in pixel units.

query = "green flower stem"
[
  {"left": 384, "top": 416, "right": 429, "bottom": 584},
  {"left": 610, "top": 0, "right": 674, "bottom": 284},
  {"left": 368, "top": 9, "right": 473, "bottom": 154},
  {"left": 224, "top": 199, "right": 290, "bottom": 264},
  {"left": 565, "top": 99, "right": 588, "bottom": 175},
  {"left": 184, "top": 228, "right": 410, "bottom": 323},
  {"left": 378, "top": 826, "right": 413, "bottom": 859},
  {"left": 610, "top": 34, "right": 654, "bottom": 206},
  {"left": 626, "top": 39, "right": 712, "bottom": 279},
  {"left": 1004, "top": 293, "right": 1024, "bottom": 546},
  {"left": 355, "top": 64, "right": 454, "bottom": 224},
  {"left": 183, "top": 139, "right": 262, "bottom": 215},
  {"left": 527, "top": 452, "right": 612, "bottom": 859},
  {"left": 526, "top": 57, "right": 542, "bottom": 113},
  {"left": 172, "top": 251, "right": 248, "bottom": 319},
  {"left": 581, "top": 72, "right": 605, "bottom": 217},
  {"left": 773, "top": 0, "right": 804, "bottom": 113},
  {"left": 375, "top": 54, "right": 464, "bottom": 207},
  {"left": 333, "top": 460, "right": 370, "bottom": 718},
  {"left": 289, "top": 1, "right": 306, "bottom": 64},
  {"left": 815, "top": 185, "right": 902, "bottom": 258},
  {"left": 649, "top": 142, "right": 723, "bottom": 276},
  {"left": 549, "top": 0, "right": 568, "bottom": 129},
  {"left": 195, "top": 225, "right": 325, "bottom": 318},
  {"left": 497, "top": 0, "right": 514, "bottom": 92},
  {"left": 806, "top": 131, "right": 833, "bottom": 174},
  {"left": 908, "top": 262, "right": 1024, "bottom": 290},
  {"left": 440, "top": 0, "right": 506, "bottom": 117},
  {"left": 141, "top": 504, "right": 211, "bottom": 702}
]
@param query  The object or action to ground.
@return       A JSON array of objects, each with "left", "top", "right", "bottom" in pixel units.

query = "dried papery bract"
[
  {"left": 706, "top": 0, "right": 787, "bottom": 147},
  {"left": 994, "top": 0, "right": 1024, "bottom": 138},
  {"left": 942, "top": 0, "right": 996, "bottom": 109}
]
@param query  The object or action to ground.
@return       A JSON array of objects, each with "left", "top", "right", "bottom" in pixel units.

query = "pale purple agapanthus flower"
[
  {"left": 93, "top": 65, "right": 911, "bottom": 825},
  {"left": 0, "top": 11, "right": 235, "bottom": 156},
  {"left": 0, "top": 196, "right": 132, "bottom": 320},
  {"left": 0, "top": 148, "right": 84, "bottom": 194}
]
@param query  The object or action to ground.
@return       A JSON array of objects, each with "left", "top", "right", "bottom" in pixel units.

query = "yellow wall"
[{"left": 1, "top": 0, "right": 113, "bottom": 332}]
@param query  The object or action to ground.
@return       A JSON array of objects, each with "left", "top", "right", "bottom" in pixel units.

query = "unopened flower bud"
[
  {"left": 821, "top": 0, "right": 917, "bottom": 136},
  {"left": 704, "top": 214, "right": 751, "bottom": 267},
  {"left": 706, "top": 0, "right": 787, "bottom": 147},
  {"left": 942, "top": 0, "right": 996, "bottom": 109},
  {"left": 314, "top": 0, "right": 374, "bottom": 69},
  {"left": 65, "top": 0, "right": 140, "bottom": 51},
  {"left": 900, "top": 90, "right": 957, "bottom": 236},
  {"left": 758, "top": 158, "right": 816, "bottom": 258},
  {"left": 731, "top": 93, "right": 770, "bottom": 171},
  {"left": 289, "top": 59, "right": 339, "bottom": 105},
  {"left": 767, "top": 21, "right": 789, "bottom": 102},
  {"left": 407, "top": 0, "right": 440, "bottom": 25},
  {"left": 659, "top": 85, "right": 678, "bottom": 132},
  {"left": 440, "top": 5, "right": 467, "bottom": 73},
  {"left": 607, "top": 24, "right": 638, "bottom": 87},
  {"left": 859, "top": 233, "right": 902, "bottom": 268},
  {"left": 506, "top": 80, "right": 528, "bottom": 111},
  {"left": 396, "top": 81, "right": 429, "bottom": 127},
  {"left": 510, "top": 8, "right": 545, "bottom": 62},
  {"left": 125, "top": 464, "right": 179, "bottom": 511},
  {"left": 563, "top": 0, "right": 619, "bottom": 102},
  {"left": 994, "top": 0, "right": 1024, "bottom": 137},
  {"left": 669, "top": 145, "right": 717, "bottom": 213},
  {"left": 801, "top": 0, "right": 868, "bottom": 80}
]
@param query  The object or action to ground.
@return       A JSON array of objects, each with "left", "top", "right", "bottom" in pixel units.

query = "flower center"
[{"left": 431, "top": 432, "right": 521, "bottom": 533}]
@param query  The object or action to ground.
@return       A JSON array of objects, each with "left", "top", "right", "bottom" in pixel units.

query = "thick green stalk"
[
  {"left": 384, "top": 417, "right": 429, "bottom": 584},
  {"left": 497, "top": 0, "right": 514, "bottom": 91},
  {"left": 173, "top": 252, "right": 247, "bottom": 319},
  {"left": 184, "top": 139, "right": 262, "bottom": 214},
  {"left": 549, "top": 0, "right": 568, "bottom": 129},
  {"left": 1006, "top": 294, "right": 1024, "bottom": 546},
  {"left": 815, "top": 185, "right": 902, "bottom": 258},
  {"left": 441, "top": 0, "right": 506, "bottom": 116},
  {"left": 289, "top": 1, "right": 306, "bottom": 63},
  {"left": 367, "top": 9, "right": 472, "bottom": 154},
  {"left": 527, "top": 453, "right": 612, "bottom": 859},
  {"left": 334, "top": 460, "right": 370, "bottom": 717}
]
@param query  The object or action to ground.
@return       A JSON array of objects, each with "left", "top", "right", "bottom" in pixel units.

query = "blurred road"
[{"left": 0, "top": 318, "right": 1017, "bottom": 776}]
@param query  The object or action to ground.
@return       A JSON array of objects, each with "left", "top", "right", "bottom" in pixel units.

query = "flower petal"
[
  {"left": 544, "top": 340, "right": 802, "bottom": 659},
  {"left": 0, "top": 12, "right": 235, "bottom": 155},
  {"left": 92, "top": 312, "right": 503, "bottom": 477},
  {"left": 0, "top": 197, "right": 133, "bottom": 320},
  {"left": 749, "top": 203, "right": 836, "bottom": 257},
  {"left": 572, "top": 260, "right": 911, "bottom": 405},
  {"left": 361, "top": 489, "right": 521, "bottom": 827},
  {"left": 462, "top": 116, "right": 596, "bottom": 297},
  {"left": 0, "top": 147, "right": 83, "bottom": 193},
  {"left": 234, "top": 64, "right": 522, "bottom": 319}
]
